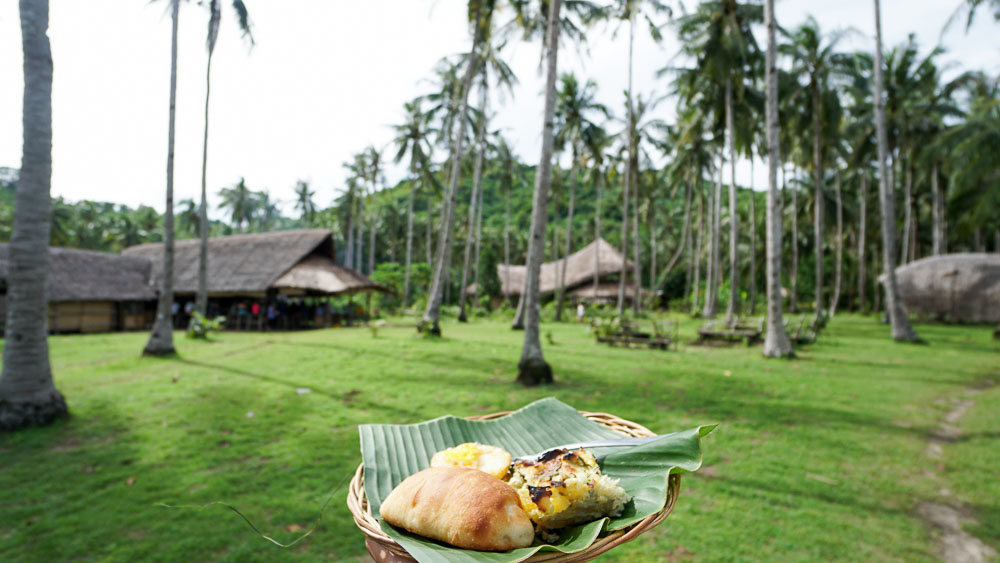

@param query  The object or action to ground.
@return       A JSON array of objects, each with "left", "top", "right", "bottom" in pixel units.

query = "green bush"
[{"left": 187, "top": 311, "right": 225, "bottom": 339}]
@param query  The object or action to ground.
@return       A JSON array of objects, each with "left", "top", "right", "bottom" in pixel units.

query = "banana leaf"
[{"left": 358, "top": 397, "right": 714, "bottom": 563}]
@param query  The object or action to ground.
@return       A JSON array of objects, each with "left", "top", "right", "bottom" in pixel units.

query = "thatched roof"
[
  {"left": 123, "top": 229, "right": 383, "bottom": 297},
  {"left": 497, "top": 238, "right": 632, "bottom": 296},
  {"left": 0, "top": 244, "right": 155, "bottom": 302},
  {"left": 568, "top": 282, "right": 650, "bottom": 303},
  {"left": 886, "top": 253, "right": 1000, "bottom": 323}
]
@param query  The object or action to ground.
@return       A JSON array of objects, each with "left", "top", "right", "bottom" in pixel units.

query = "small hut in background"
[
  {"left": 123, "top": 229, "right": 387, "bottom": 330},
  {"left": 888, "top": 253, "right": 1000, "bottom": 323},
  {"left": 496, "top": 238, "right": 649, "bottom": 303},
  {"left": 0, "top": 245, "right": 156, "bottom": 334}
]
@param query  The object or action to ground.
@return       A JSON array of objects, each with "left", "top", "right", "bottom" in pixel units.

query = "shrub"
[{"left": 187, "top": 312, "right": 225, "bottom": 339}]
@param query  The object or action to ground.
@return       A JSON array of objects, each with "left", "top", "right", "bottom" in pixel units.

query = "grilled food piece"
[
  {"left": 379, "top": 467, "right": 534, "bottom": 551},
  {"left": 508, "top": 448, "right": 629, "bottom": 529},
  {"left": 429, "top": 442, "right": 512, "bottom": 480}
]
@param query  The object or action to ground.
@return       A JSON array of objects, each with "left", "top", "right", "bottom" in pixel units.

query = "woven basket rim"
[{"left": 347, "top": 409, "right": 682, "bottom": 562}]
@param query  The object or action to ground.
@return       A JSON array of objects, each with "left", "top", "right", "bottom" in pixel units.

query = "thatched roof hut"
[
  {"left": 0, "top": 245, "right": 157, "bottom": 333},
  {"left": 122, "top": 229, "right": 386, "bottom": 298},
  {"left": 497, "top": 238, "right": 636, "bottom": 296},
  {"left": 0, "top": 244, "right": 155, "bottom": 302},
  {"left": 886, "top": 253, "right": 1000, "bottom": 323}
]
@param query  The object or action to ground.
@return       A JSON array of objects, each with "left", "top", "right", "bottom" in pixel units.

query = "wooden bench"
[
  {"left": 785, "top": 314, "right": 816, "bottom": 345},
  {"left": 697, "top": 317, "right": 763, "bottom": 346},
  {"left": 593, "top": 319, "right": 676, "bottom": 350}
]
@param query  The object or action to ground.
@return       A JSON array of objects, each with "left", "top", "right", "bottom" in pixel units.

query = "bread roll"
[{"left": 379, "top": 466, "right": 534, "bottom": 551}]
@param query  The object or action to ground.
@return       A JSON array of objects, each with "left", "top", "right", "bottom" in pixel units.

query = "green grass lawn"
[{"left": 1, "top": 315, "right": 997, "bottom": 562}]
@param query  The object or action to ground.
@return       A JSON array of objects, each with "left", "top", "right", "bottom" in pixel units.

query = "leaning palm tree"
[
  {"left": 1, "top": 0, "right": 69, "bottom": 429},
  {"left": 420, "top": 1, "right": 494, "bottom": 336},
  {"left": 195, "top": 0, "right": 253, "bottom": 315},
  {"left": 873, "top": 0, "right": 919, "bottom": 342},
  {"left": 143, "top": 0, "right": 181, "bottom": 357},
  {"left": 761, "top": 0, "right": 794, "bottom": 357}
]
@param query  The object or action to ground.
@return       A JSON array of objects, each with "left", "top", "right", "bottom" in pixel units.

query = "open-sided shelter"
[
  {"left": 123, "top": 229, "right": 387, "bottom": 329},
  {"left": 888, "top": 253, "right": 1000, "bottom": 323},
  {"left": 496, "top": 238, "right": 648, "bottom": 302},
  {"left": 0, "top": 244, "right": 156, "bottom": 334}
]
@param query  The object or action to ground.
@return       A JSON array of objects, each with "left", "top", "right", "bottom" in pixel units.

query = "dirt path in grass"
[{"left": 920, "top": 383, "right": 997, "bottom": 563}]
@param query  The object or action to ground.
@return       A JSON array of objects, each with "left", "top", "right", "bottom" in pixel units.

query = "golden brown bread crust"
[{"left": 379, "top": 466, "right": 534, "bottom": 551}]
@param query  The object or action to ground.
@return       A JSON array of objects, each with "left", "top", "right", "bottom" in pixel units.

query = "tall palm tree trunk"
[
  {"left": 749, "top": 155, "right": 757, "bottom": 314},
  {"left": 421, "top": 33, "right": 481, "bottom": 335},
  {"left": 517, "top": 0, "right": 561, "bottom": 387},
  {"left": 931, "top": 161, "right": 944, "bottom": 256},
  {"left": 811, "top": 83, "right": 824, "bottom": 320},
  {"left": 762, "top": 0, "right": 793, "bottom": 357},
  {"left": 458, "top": 84, "right": 489, "bottom": 322},
  {"left": 704, "top": 159, "right": 722, "bottom": 317},
  {"left": 618, "top": 16, "right": 636, "bottom": 316},
  {"left": 196, "top": 48, "right": 214, "bottom": 316},
  {"left": 691, "top": 190, "right": 704, "bottom": 313},
  {"left": 1, "top": 0, "right": 68, "bottom": 430},
  {"left": 725, "top": 76, "right": 740, "bottom": 323},
  {"left": 403, "top": 170, "right": 415, "bottom": 307},
  {"left": 555, "top": 150, "right": 578, "bottom": 321},
  {"left": 830, "top": 168, "right": 843, "bottom": 316},
  {"left": 873, "top": 0, "right": 918, "bottom": 341},
  {"left": 144, "top": 0, "right": 179, "bottom": 356},
  {"left": 631, "top": 158, "right": 641, "bottom": 313},
  {"left": 593, "top": 172, "right": 602, "bottom": 293},
  {"left": 472, "top": 182, "right": 484, "bottom": 310},
  {"left": 901, "top": 163, "right": 912, "bottom": 264},
  {"left": 426, "top": 194, "right": 433, "bottom": 266},
  {"left": 790, "top": 166, "right": 799, "bottom": 313},
  {"left": 616, "top": 163, "right": 632, "bottom": 315},
  {"left": 504, "top": 183, "right": 511, "bottom": 304},
  {"left": 858, "top": 172, "right": 868, "bottom": 312}
]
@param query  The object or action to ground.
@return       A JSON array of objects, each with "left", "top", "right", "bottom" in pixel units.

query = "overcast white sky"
[{"left": 0, "top": 1, "right": 995, "bottom": 220}]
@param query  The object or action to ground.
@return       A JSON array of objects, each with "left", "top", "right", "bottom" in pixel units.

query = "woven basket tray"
[{"left": 347, "top": 410, "right": 682, "bottom": 562}]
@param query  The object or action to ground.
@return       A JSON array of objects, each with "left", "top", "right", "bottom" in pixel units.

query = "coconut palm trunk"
[
  {"left": 873, "top": 0, "right": 918, "bottom": 341},
  {"left": 616, "top": 161, "right": 632, "bottom": 315},
  {"left": 691, "top": 191, "right": 704, "bottom": 313},
  {"left": 403, "top": 167, "right": 416, "bottom": 306},
  {"left": 704, "top": 159, "right": 722, "bottom": 317},
  {"left": 0, "top": 0, "right": 69, "bottom": 430},
  {"left": 725, "top": 76, "right": 740, "bottom": 323},
  {"left": 631, "top": 157, "right": 641, "bottom": 313},
  {"left": 931, "top": 161, "right": 944, "bottom": 256},
  {"left": 555, "top": 147, "right": 579, "bottom": 321},
  {"left": 593, "top": 171, "right": 602, "bottom": 293},
  {"left": 421, "top": 32, "right": 482, "bottom": 335},
  {"left": 749, "top": 156, "right": 757, "bottom": 314},
  {"left": 790, "top": 166, "right": 799, "bottom": 313},
  {"left": 900, "top": 163, "right": 913, "bottom": 264},
  {"left": 144, "top": 0, "right": 179, "bottom": 357},
  {"left": 458, "top": 83, "right": 489, "bottom": 322},
  {"left": 811, "top": 82, "right": 824, "bottom": 321},
  {"left": 504, "top": 181, "right": 511, "bottom": 304},
  {"left": 617, "top": 15, "right": 636, "bottom": 317},
  {"left": 858, "top": 172, "right": 868, "bottom": 311},
  {"left": 426, "top": 194, "right": 433, "bottom": 267},
  {"left": 517, "top": 0, "right": 561, "bottom": 386},
  {"left": 195, "top": 21, "right": 216, "bottom": 316},
  {"left": 830, "top": 168, "right": 843, "bottom": 316},
  {"left": 472, "top": 183, "right": 484, "bottom": 309},
  {"left": 762, "top": 0, "right": 793, "bottom": 357}
]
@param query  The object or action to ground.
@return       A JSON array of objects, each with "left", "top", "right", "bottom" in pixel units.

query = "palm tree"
[
  {"left": 673, "top": 0, "right": 762, "bottom": 320},
  {"left": 781, "top": 16, "right": 845, "bottom": 321},
  {"left": 254, "top": 189, "right": 280, "bottom": 232},
  {"left": 420, "top": 1, "right": 493, "bottom": 336},
  {"left": 293, "top": 180, "right": 316, "bottom": 224},
  {"left": 364, "top": 145, "right": 384, "bottom": 276},
  {"left": 177, "top": 198, "right": 200, "bottom": 238},
  {"left": 516, "top": 0, "right": 563, "bottom": 386},
  {"left": 0, "top": 0, "right": 69, "bottom": 429},
  {"left": 762, "top": 0, "right": 793, "bottom": 357},
  {"left": 553, "top": 73, "right": 608, "bottom": 321},
  {"left": 217, "top": 177, "right": 255, "bottom": 230},
  {"left": 195, "top": 0, "right": 253, "bottom": 315},
  {"left": 873, "top": 0, "right": 919, "bottom": 341},
  {"left": 392, "top": 98, "right": 436, "bottom": 307},
  {"left": 143, "top": 0, "right": 180, "bottom": 357}
]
